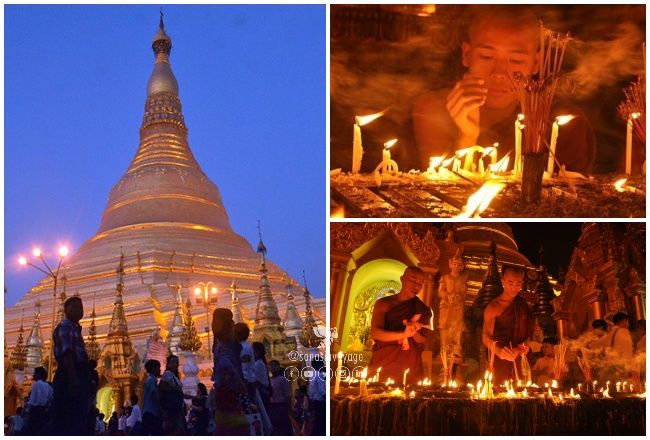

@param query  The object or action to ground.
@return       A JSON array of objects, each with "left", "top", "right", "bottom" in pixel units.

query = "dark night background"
[{"left": 509, "top": 222, "right": 583, "bottom": 279}]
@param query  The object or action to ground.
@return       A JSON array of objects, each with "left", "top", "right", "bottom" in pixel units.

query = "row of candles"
[
  {"left": 352, "top": 110, "right": 641, "bottom": 177},
  {"left": 333, "top": 355, "right": 646, "bottom": 401}
]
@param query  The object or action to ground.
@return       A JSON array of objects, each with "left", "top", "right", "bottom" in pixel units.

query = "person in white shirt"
[
  {"left": 95, "top": 410, "right": 106, "bottom": 435},
  {"left": 252, "top": 342, "right": 271, "bottom": 409},
  {"left": 24, "top": 367, "right": 53, "bottom": 435},
  {"left": 126, "top": 394, "right": 142, "bottom": 434}
]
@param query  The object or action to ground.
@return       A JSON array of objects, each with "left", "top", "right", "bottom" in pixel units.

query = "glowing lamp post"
[
  {"left": 194, "top": 282, "right": 218, "bottom": 353},
  {"left": 17, "top": 244, "right": 70, "bottom": 382}
]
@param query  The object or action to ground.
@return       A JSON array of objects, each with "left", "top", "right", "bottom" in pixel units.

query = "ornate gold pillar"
[
  {"left": 552, "top": 311, "right": 572, "bottom": 339},
  {"left": 585, "top": 289, "right": 607, "bottom": 320}
]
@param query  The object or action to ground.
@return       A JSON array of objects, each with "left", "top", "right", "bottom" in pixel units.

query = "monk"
[
  {"left": 367, "top": 266, "right": 433, "bottom": 385},
  {"left": 482, "top": 265, "right": 535, "bottom": 384},
  {"left": 413, "top": 6, "right": 596, "bottom": 173}
]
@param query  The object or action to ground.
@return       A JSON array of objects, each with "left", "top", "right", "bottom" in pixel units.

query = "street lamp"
[
  {"left": 17, "top": 245, "right": 70, "bottom": 382},
  {"left": 194, "top": 282, "right": 218, "bottom": 354}
]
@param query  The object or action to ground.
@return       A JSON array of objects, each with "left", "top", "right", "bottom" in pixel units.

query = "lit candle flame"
[
  {"left": 455, "top": 181, "right": 506, "bottom": 218},
  {"left": 631, "top": 112, "right": 642, "bottom": 119},
  {"left": 384, "top": 139, "right": 398, "bottom": 149},
  {"left": 356, "top": 110, "right": 386, "bottom": 126},
  {"left": 409, "top": 390, "right": 416, "bottom": 398},
  {"left": 518, "top": 113, "right": 525, "bottom": 121},
  {"left": 551, "top": 380, "right": 558, "bottom": 389},
  {"left": 614, "top": 178, "right": 628, "bottom": 192},
  {"left": 555, "top": 114, "right": 576, "bottom": 126},
  {"left": 488, "top": 153, "right": 510, "bottom": 173}
]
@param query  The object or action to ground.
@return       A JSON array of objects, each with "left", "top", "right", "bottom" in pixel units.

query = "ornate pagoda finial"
[
  {"left": 257, "top": 220, "right": 267, "bottom": 263},
  {"left": 56, "top": 273, "right": 68, "bottom": 325},
  {"left": 179, "top": 294, "right": 202, "bottom": 352},
  {"left": 167, "top": 285, "right": 187, "bottom": 356},
  {"left": 299, "top": 271, "right": 322, "bottom": 348},
  {"left": 108, "top": 251, "right": 129, "bottom": 337},
  {"left": 283, "top": 278, "right": 303, "bottom": 339},
  {"left": 253, "top": 233, "right": 282, "bottom": 329},
  {"left": 86, "top": 297, "right": 101, "bottom": 361},
  {"left": 159, "top": 7, "right": 164, "bottom": 29},
  {"left": 26, "top": 298, "right": 44, "bottom": 371},
  {"left": 11, "top": 311, "right": 27, "bottom": 371}
]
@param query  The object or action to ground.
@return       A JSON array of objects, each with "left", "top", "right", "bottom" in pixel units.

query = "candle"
[
  {"left": 514, "top": 114, "right": 524, "bottom": 173},
  {"left": 403, "top": 368, "right": 410, "bottom": 389},
  {"left": 382, "top": 147, "right": 391, "bottom": 162},
  {"left": 351, "top": 110, "right": 386, "bottom": 173},
  {"left": 376, "top": 367, "right": 382, "bottom": 384},
  {"left": 352, "top": 120, "right": 363, "bottom": 174},
  {"left": 491, "top": 142, "right": 498, "bottom": 165},
  {"left": 359, "top": 367, "right": 368, "bottom": 396},
  {"left": 334, "top": 351, "right": 343, "bottom": 394},
  {"left": 625, "top": 113, "right": 641, "bottom": 174},
  {"left": 547, "top": 115, "right": 575, "bottom": 175}
]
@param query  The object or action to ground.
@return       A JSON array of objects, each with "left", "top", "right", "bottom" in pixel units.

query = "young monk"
[
  {"left": 482, "top": 265, "right": 535, "bottom": 384},
  {"left": 413, "top": 5, "right": 596, "bottom": 173},
  {"left": 367, "top": 266, "right": 433, "bottom": 385}
]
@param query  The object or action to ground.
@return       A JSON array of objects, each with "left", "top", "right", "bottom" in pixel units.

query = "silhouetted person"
[
  {"left": 51, "top": 297, "right": 94, "bottom": 435},
  {"left": 24, "top": 366, "right": 52, "bottom": 435},
  {"left": 141, "top": 359, "right": 163, "bottom": 435}
]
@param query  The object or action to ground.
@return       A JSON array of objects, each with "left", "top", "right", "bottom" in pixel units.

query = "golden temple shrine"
[{"left": 4, "top": 16, "right": 325, "bottom": 416}]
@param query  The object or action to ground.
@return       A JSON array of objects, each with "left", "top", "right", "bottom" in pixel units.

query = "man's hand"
[
  {"left": 518, "top": 344, "right": 530, "bottom": 356},
  {"left": 496, "top": 346, "right": 519, "bottom": 362},
  {"left": 446, "top": 73, "right": 487, "bottom": 147},
  {"left": 402, "top": 323, "right": 420, "bottom": 339}
]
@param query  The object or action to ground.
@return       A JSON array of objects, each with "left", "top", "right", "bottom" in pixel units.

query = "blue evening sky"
[{"left": 4, "top": 4, "right": 326, "bottom": 306}]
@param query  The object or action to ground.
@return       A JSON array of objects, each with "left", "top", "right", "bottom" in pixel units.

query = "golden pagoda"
[{"left": 5, "top": 14, "right": 324, "bottom": 409}]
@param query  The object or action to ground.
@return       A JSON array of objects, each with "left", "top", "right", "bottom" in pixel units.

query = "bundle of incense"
[
  {"left": 510, "top": 342, "right": 520, "bottom": 383},
  {"left": 488, "top": 340, "right": 497, "bottom": 372},
  {"left": 401, "top": 314, "right": 421, "bottom": 350},
  {"left": 577, "top": 348, "right": 593, "bottom": 381},
  {"left": 553, "top": 339, "right": 569, "bottom": 380},
  {"left": 520, "top": 349, "right": 532, "bottom": 384},
  {"left": 512, "top": 26, "right": 570, "bottom": 155},
  {"left": 617, "top": 43, "right": 646, "bottom": 144}
]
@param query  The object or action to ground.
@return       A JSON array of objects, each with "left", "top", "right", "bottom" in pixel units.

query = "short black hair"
[
  {"left": 64, "top": 296, "right": 82, "bottom": 309},
  {"left": 144, "top": 359, "right": 160, "bottom": 374},
  {"left": 130, "top": 394, "right": 138, "bottom": 405},
  {"left": 233, "top": 322, "right": 250, "bottom": 341},
  {"left": 613, "top": 312, "right": 629, "bottom": 325},
  {"left": 542, "top": 337, "right": 558, "bottom": 345},
  {"left": 33, "top": 366, "right": 47, "bottom": 380},
  {"left": 592, "top": 319, "right": 607, "bottom": 331},
  {"left": 501, "top": 264, "right": 525, "bottom": 278}
]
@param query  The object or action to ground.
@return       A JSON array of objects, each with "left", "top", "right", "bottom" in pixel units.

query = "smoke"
[
  {"left": 564, "top": 331, "right": 645, "bottom": 380},
  {"left": 560, "top": 21, "right": 645, "bottom": 100}
]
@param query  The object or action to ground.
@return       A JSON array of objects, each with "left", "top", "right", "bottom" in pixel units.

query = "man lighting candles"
[{"left": 412, "top": 5, "right": 596, "bottom": 173}]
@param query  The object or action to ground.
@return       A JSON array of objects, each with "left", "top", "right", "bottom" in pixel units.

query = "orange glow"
[
  {"left": 631, "top": 112, "right": 642, "bottom": 119},
  {"left": 555, "top": 114, "right": 576, "bottom": 126},
  {"left": 517, "top": 113, "right": 525, "bottom": 121},
  {"left": 211, "top": 286, "right": 218, "bottom": 294},
  {"left": 32, "top": 248, "right": 42, "bottom": 258},
  {"left": 331, "top": 205, "right": 345, "bottom": 218},
  {"left": 489, "top": 154, "right": 510, "bottom": 173},
  {"left": 355, "top": 110, "right": 385, "bottom": 126},
  {"left": 18, "top": 256, "right": 27, "bottom": 266},
  {"left": 427, "top": 155, "right": 446, "bottom": 172},
  {"left": 454, "top": 146, "right": 474, "bottom": 158},
  {"left": 383, "top": 139, "right": 398, "bottom": 149},
  {"left": 194, "top": 287, "right": 202, "bottom": 296},
  {"left": 614, "top": 178, "right": 628, "bottom": 192},
  {"left": 58, "top": 246, "right": 69, "bottom": 257},
  {"left": 456, "top": 181, "right": 505, "bottom": 218}
]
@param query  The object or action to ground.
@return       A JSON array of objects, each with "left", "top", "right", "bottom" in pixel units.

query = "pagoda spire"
[
  {"left": 283, "top": 277, "right": 303, "bottom": 340},
  {"left": 11, "top": 311, "right": 27, "bottom": 371},
  {"left": 254, "top": 222, "right": 281, "bottom": 328},
  {"left": 230, "top": 279, "right": 244, "bottom": 324},
  {"left": 26, "top": 298, "right": 44, "bottom": 371},
  {"left": 56, "top": 273, "right": 68, "bottom": 325},
  {"left": 299, "top": 271, "right": 322, "bottom": 348},
  {"left": 107, "top": 252, "right": 129, "bottom": 337},
  {"left": 96, "top": 15, "right": 232, "bottom": 235},
  {"left": 86, "top": 295, "right": 101, "bottom": 361},
  {"left": 167, "top": 285, "right": 187, "bottom": 356}
]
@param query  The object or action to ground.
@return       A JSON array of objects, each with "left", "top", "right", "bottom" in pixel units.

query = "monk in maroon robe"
[
  {"left": 482, "top": 265, "right": 535, "bottom": 384},
  {"left": 367, "top": 266, "right": 433, "bottom": 385}
]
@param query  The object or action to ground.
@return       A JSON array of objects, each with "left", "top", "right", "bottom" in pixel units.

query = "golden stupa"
[{"left": 4, "top": 16, "right": 324, "bottom": 375}]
